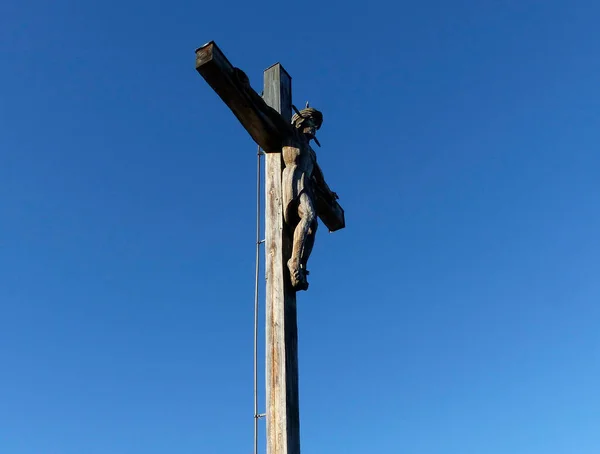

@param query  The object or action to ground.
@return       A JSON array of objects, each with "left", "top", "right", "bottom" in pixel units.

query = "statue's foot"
[{"left": 288, "top": 259, "right": 309, "bottom": 291}]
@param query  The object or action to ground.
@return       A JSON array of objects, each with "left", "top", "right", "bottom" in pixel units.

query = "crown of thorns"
[{"left": 291, "top": 105, "right": 323, "bottom": 130}]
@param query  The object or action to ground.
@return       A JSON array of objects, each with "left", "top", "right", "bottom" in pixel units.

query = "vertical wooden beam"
[{"left": 263, "top": 64, "right": 300, "bottom": 454}]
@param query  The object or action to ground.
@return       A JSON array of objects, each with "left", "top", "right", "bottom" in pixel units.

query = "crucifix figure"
[
  {"left": 283, "top": 104, "right": 339, "bottom": 290},
  {"left": 195, "top": 41, "right": 345, "bottom": 454}
]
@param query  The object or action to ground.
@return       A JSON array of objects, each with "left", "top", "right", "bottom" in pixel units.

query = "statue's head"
[{"left": 292, "top": 105, "right": 323, "bottom": 140}]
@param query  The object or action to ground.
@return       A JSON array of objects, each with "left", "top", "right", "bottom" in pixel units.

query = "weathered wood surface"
[
  {"left": 311, "top": 150, "right": 345, "bottom": 232},
  {"left": 264, "top": 64, "right": 301, "bottom": 454},
  {"left": 195, "top": 42, "right": 292, "bottom": 153},
  {"left": 195, "top": 41, "right": 345, "bottom": 233}
]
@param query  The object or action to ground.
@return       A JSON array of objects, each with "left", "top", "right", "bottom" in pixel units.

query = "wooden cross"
[{"left": 195, "top": 41, "right": 345, "bottom": 454}]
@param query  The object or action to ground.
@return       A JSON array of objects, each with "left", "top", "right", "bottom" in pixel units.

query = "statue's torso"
[
  {"left": 282, "top": 134, "right": 316, "bottom": 223},
  {"left": 282, "top": 140, "right": 314, "bottom": 175}
]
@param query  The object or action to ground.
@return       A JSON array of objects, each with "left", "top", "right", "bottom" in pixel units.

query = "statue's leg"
[
  {"left": 300, "top": 216, "right": 317, "bottom": 271},
  {"left": 288, "top": 192, "right": 316, "bottom": 290}
]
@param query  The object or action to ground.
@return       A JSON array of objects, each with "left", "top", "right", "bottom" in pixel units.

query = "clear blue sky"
[{"left": 2, "top": 1, "right": 599, "bottom": 453}]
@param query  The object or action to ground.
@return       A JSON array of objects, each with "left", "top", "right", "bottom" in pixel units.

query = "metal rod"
[{"left": 253, "top": 145, "right": 262, "bottom": 454}]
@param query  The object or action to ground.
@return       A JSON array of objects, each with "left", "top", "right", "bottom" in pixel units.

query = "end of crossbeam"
[
  {"left": 195, "top": 41, "right": 233, "bottom": 72},
  {"left": 195, "top": 40, "right": 214, "bottom": 53},
  {"left": 316, "top": 198, "right": 345, "bottom": 232},
  {"left": 195, "top": 41, "right": 213, "bottom": 66}
]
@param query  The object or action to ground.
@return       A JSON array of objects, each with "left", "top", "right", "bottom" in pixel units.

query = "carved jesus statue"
[
  {"left": 195, "top": 42, "right": 344, "bottom": 292},
  {"left": 283, "top": 105, "right": 337, "bottom": 291}
]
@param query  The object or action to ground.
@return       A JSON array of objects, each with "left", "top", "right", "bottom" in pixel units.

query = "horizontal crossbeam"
[{"left": 195, "top": 42, "right": 293, "bottom": 153}]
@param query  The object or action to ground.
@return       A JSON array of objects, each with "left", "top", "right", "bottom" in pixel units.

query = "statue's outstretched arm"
[{"left": 312, "top": 162, "right": 339, "bottom": 201}]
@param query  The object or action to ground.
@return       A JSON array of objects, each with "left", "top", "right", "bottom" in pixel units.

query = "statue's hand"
[
  {"left": 233, "top": 67, "right": 250, "bottom": 87},
  {"left": 332, "top": 191, "right": 339, "bottom": 200}
]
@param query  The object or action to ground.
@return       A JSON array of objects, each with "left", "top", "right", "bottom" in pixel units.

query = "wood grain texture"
[
  {"left": 195, "top": 42, "right": 292, "bottom": 153},
  {"left": 195, "top": 42, "right": 344, "bottom": 232},
  {"left": 264, "top": 64, "right": 301, "bottom": 454}
]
